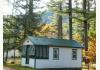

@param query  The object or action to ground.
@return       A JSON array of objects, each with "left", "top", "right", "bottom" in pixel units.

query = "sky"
[
  {"left": 3, "top": 0, "right": 50, "bottom": 15},
  {"left": 3, "top": 0, "right": 13, "bottom": 15},
  {"left": 3, "top": 0, "right": 84, "bottom": 15},
  {"left": 3, "top": 0, "right": 95, "bottom": 15}
]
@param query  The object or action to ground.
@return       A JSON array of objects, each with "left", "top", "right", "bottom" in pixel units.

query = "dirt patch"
[{"left": 3, "top": 67, "right": 16, "bottom": 70}]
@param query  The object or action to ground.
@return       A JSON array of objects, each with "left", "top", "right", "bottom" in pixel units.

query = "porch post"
[{"left": 34, "top": 46, "right": 36, "bottom": 69}]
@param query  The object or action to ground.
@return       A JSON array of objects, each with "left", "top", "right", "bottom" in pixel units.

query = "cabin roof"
[{"left": 27, "top": 36, "right": 84, "bottom": 48}]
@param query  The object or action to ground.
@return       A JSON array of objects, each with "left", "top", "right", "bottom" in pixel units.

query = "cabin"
[
  {"left": 21, "top": 36, "right": 84, "bottom": 70},
  {"left": 4, "top": 49, "right": 20, "bottom": 59}
]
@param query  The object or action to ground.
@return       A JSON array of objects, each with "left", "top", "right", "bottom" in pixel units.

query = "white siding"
[
  {"left": 21, "top": 58, "right": 35, "bottom": 68},
  {"left": 23, "top": 39, "right": 33, "bottom": 45},
  {"left": 21, "top": 47, "right": 82, "bottom": 68}
]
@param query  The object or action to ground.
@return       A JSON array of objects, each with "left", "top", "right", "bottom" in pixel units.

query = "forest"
[{"left": 3, "top": 0, "right": 96, "bottom": 70}]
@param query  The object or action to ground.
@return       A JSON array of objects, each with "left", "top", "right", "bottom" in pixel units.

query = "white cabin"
[{"left": 21, "top": 36, "right": 84, "bottom": 70}]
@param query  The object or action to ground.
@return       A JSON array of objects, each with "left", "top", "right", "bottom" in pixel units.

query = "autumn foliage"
[{"left": 87, "top": 36, "right": 96, "bottom": 62}]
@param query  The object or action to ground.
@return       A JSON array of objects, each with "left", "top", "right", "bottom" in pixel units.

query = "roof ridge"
[
  {"left": 27, "top": 36, "right": 83, "bottom": 48},
  {"left": 28, "top": 36, "right": 76, "bottom": 41}
]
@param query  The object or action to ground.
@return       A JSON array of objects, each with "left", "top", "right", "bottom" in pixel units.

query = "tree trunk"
[
  {"left": 5, "top": 38, "right": 10, "bottom": 62},
  {"left": 13, "top": 47, "right": 16, "bottom": 63},
  {"left": 83, "top": 0, "right": 88, "bottom": 51},
  {"left": 3, "top": 50, "right": 5, "bottom": 62},
  {"left": 58, "top": 1, "right": 63, "bottom": 39},
  {"left": 5, "top": 50, "right": 8, "bottom": 62},
  {"left": 69, "top": 0, "right": 72, "bottom": 40},
  {"left": 28, "top": 0, "right": 33, "bottom": 36}
]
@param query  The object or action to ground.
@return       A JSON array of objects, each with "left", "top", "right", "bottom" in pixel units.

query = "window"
[
  {"left": 22, "top": 45, "right": 49, "bottom": 59},
  {"left": 35, "top": 45, "right": 49, "bottom": 59},
  {"left": 53, "top": 48, "right": 59, "bottom": 60},
  {"left": 22, "top": 45, "right": 26, "bottom": 57},
  {"left": 22, "top": 45, "right": 35, "bottom": 58},
  {"left": 28, "top": 45, "right": 35, "bottom": 58},
  {"left": 72, "top": 49, "right": 77, "bottom": 60}
]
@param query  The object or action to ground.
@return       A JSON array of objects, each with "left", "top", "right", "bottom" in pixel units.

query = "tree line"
[{"left": 3, "top": 0, "right": 96, "bottom": 63}]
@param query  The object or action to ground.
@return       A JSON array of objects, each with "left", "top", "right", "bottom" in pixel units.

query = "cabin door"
[{"left": 26, "top": 45, "right": 29, "bottom": 64}]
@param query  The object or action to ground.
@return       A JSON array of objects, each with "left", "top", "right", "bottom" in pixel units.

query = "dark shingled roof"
[{"left": 28, "top": 36, "right": 84, "bottom": 48}]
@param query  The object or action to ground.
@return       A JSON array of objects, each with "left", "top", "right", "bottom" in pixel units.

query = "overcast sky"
[
  {"left": 3, "top": 0, "right": 50, "bottom": 15},
  {"left": 3, "top": 0, "right": 95, "bottom": 15}
]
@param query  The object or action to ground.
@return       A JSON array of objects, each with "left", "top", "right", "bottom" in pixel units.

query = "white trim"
[{"left": 23, "top": 38, "right": 33, "bottom": 45}]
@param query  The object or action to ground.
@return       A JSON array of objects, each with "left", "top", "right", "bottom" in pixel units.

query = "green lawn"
[
  {"left": 4, "top": 61, "right": 96, "bottom": 70},
  {"left": 4, "top": 64, "right": 96, "bottom": 70},
  {"left": 4, "top": 64, "right": 34, "bottom": 70}
]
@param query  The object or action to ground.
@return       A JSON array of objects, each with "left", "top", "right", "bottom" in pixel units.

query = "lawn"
[
  {"left": 82, "top": 62, "right": 96, "bottom": 70},
  {"left": 4, "top": 63, "right": 96, "bottom": 70},
  {"left": 4, "top": 59, "right": 96, "bottom": 70},
  {"left": 4, "top": 58, "right": 34, "bottom": 70},
  {"left": 4, "top": 64, "right": 34, "bottom": 70}
]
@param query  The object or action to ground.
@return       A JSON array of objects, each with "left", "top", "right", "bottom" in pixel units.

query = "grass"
[
  {"left": 4, "top": 58, "right": 34, "bottom": 70},
  {"left": 4, "top": 63, "right": 96, "bottom": 70},
  {"left": 4, "top": 59, "right": 96, "bottom": 70},
  {"left": 82, "top": 62, "right": 96, "bottom": 70},
  {"left": 4, "top": 64, "right": 34, "bottom": 70}
]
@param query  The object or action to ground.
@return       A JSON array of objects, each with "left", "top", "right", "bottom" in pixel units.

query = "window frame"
[
  {"left": 53, "top": 48, "right": 59, "bottom": 60},
  {"left": 72, "top": 49, "right": 77, "bottom": 60},
  {"left": 35, "top": 45, "right": 49, "bottom": 59},
  {"left": 21, "top": 45, "right": 26, "bottom": 57},
  {"left": 28, "top": 45, "right": 35, "bottom": 58}
]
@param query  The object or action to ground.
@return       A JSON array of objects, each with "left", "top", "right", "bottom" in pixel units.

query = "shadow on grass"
[
  {"left": 3, "top": 62, "right": 96, "bottom": 70},
  {"left": 4, "top": 64, "right": 81, "bottom": 70},
  {"left": 4, "top": 63, "right": 34, "bottom": 70}
]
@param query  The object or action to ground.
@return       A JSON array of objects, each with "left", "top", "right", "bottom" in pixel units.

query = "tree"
[
  {"left": 68, "top": 0, "right": 72, "bottom": 40},
  {"left": 72, "top": 0, "right": 96, "bottom": 63},
  {"left": 57, "top": 1, "right": 63, "bottom": 39},
  {"left": 3, "top": 0, "right": 42, "bottom": 61},
  {"left": 83, "top": 0, "right": 88, "bottom": 51},
  {"left": 48, "top": 0, "right": 64, "bottom": 39},
  {"left": 3, "top": 15, "right": 16, "bottom": 62},
  {"left": 10, "top": 0, "right": 41, "bottom": 37},
  {"left": 88, "top": 35, "right": 96, "bottom": 62}
]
